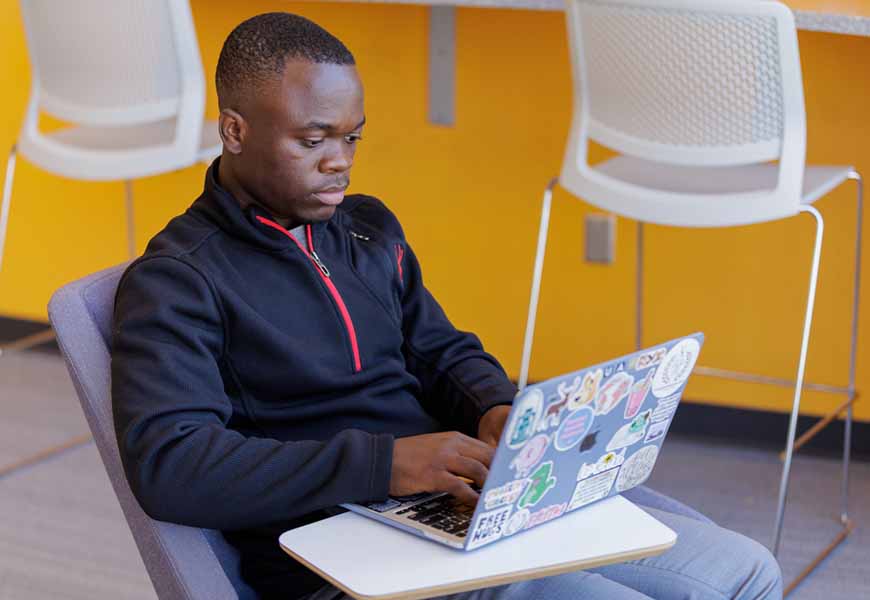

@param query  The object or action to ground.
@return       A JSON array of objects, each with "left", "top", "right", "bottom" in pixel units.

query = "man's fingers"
[
  {"left": 444, "top": 476, "right": 479, "bottom": 507},
  {"left": 449, "top": 456, "right": 488, "bottom": 489},
  {"left": 455, "top": 433, "right": 495, "bottom": 467}
]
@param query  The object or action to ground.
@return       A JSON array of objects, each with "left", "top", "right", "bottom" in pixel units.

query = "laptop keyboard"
[{"left": 396, "top": 495, "right": 475, "bottom": 537}]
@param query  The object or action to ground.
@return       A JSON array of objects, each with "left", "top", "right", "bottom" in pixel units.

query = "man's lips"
[{"left": 313, "top": 187, "right": 347, "bottom": 206}]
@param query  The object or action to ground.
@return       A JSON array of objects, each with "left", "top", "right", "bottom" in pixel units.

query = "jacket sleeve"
[
  {"left": 111, "top": 256, "right": 393, "bottom": 531},
  {"left": 398, "top": 241, "right": 517, "bottom": 437}
]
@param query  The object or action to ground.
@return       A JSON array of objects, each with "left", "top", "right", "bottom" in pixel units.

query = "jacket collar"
[{"left": 190, "top": 157, "right": 331, "bottom": 252}]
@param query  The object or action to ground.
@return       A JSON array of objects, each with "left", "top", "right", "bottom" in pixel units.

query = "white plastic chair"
[
  {"left": 0, "top": 0, "right": 220, "bottom": 472},
  {"left": 0, "top": 0, "right": 220, "bottom": 318},
  {"left": 519, "top": 0, "right": 861, "bottom": 591}
]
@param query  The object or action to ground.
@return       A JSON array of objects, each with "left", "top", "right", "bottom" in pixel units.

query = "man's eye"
[
  {"left": 302, "top": 139, "right": 323, "bottom": 148},
  {"left": 345, "top": 134, "right": 363, "bottom": 144}
]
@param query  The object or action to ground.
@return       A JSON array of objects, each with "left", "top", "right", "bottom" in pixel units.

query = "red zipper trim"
[
  {"left": 395, "top": 243, "right": 405, "bottom": 283},
  {"left": 256, "top": 216, "right": 362, "bottom": 373}
]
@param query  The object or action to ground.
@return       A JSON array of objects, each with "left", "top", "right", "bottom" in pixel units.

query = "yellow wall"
[{"left": 2, "top": 1, "right": 870, "bottom": 423}]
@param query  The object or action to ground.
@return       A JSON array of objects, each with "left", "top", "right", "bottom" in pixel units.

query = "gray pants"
[{"left": 302, "top": 506, "right": 782, "bottom": 600}]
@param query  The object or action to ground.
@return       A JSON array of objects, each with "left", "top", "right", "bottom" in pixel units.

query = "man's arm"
[{"left": 111, "top": 256, "right": 393, "bottom": 530}]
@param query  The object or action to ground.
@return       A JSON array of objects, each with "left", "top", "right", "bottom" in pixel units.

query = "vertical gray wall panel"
[{"left": 429, "top": 6, "right": 456, "bottom": 126}]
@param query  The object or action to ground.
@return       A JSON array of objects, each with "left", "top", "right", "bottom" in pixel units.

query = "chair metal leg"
[
  {"left": 125, "top": 179, "right": 136, "bottom": 260},
  {"left": 0, "top": 144, "right": 18, "bottom": 273},
  {"left": 772, "top": 205, "right": 824, "bottom": 557},
  {"left": 841, "top": 171, "right": 862, "bottom": 526},
  {"left": 518, "top": 178, "right": 558, "bottom": 391}
]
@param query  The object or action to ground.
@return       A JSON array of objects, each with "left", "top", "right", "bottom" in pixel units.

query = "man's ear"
[{"left": 219, "top": 108, "right": 246, "bottom": 154}]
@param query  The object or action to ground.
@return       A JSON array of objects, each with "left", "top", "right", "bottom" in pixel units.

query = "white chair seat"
[
  {"left": 19, "top": 118, "right": 221, "bottom": 181},
  {"left": 595, "top": 156, "right": 853, "bottom": 206}
]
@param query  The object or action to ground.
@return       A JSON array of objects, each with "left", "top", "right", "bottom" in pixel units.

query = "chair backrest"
[
  {"left": 560, "top": 0, "right": 806, "bottom": 226},
  {"left": 18, "top": 0, "right": 205, "bottom": 157},
  {"left": 47, "top": 264, "right": 257, "bottom": 600}
]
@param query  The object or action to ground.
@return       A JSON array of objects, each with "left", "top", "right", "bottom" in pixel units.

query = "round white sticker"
[
  {"left": 651, "top": 338, "right": 700, "bottom": 398},
  {"left": 616, "top": 444, "right": 659, "bottom": 492}
]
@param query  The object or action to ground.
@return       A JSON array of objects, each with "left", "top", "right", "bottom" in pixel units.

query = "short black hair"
[{"left": 216, "top": 13, "right": 355, "bottom": 108}]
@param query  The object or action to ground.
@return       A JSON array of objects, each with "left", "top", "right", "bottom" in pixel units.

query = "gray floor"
[{"left": 1, "top": 350, "right": 868, "bottom": 599}]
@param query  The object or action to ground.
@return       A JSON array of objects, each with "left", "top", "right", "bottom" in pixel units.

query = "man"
[{"left": 112, "top": 13, "right": 782, "bottom": 600}]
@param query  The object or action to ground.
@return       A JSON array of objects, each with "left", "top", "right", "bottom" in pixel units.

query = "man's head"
[{"left": 215, "top": 13, "right": 364, "bottom": 228}]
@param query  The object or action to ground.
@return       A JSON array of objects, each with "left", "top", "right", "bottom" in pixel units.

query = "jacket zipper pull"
[{"left": 310, "top": 250, "right": 331, "bottom": 278}]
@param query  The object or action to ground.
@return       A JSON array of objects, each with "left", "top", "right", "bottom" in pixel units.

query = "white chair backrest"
[
  {"left": 19, "top": 0, "right": 204, "bottom": 127},
  {"left": 561, "top": 0, "right": 807, "bottom": 226}
]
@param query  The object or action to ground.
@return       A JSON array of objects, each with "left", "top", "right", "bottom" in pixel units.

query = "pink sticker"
[
  {"left": 526, "top": 503, "right": 567, "bottom": 529},
  {"left": 554, "top": 407, "right": 595, "bottom": 451},
  {"left": 509, "top": 433, "right": 550, "bottom": 477},
  {"left": 596, "top": 371, "right": 634, "bottom": 415},
  {"left": 625, "top": 369, "right": 654, "bottom": 419}
]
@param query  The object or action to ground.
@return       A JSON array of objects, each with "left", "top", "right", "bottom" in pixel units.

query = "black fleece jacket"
[{"left": 111, "top": 159, "right": 516, "bottom": 596}]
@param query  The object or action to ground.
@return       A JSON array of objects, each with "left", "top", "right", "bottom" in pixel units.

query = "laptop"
[{"left": 343, "top": 332, "right": 704, "bottom": 551}]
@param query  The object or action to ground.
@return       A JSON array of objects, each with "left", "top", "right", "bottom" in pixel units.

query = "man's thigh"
[
  {"left": 304, "top": 571, "right": 654, "bottom": 600},
  {"left": 590, "top": 506, "right": 783, "bottom": 600}
]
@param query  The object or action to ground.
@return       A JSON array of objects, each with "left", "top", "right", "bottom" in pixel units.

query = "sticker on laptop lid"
[
  {"left": 526, "top": 502, "right": 567, "bottom": 529},
  {"left": 568, "top": 468, "right": 619, "bottom": 511},
  {"left": 577, "top": 448, "right": 626, "bottom": 480},
  {"left": 507, "top": 388, "right": 544, "bottom": 449},
  {"left": 484, "top": 479, "right": 528, "bottom": 510},
  {"left": 503, "top": 508, "right": 530, "bottom": 537},
  {"left": 631, "top": 347, "right": 667, "bottom": 370},
  {"left": 595, "top": 371, "right": 634, "bottom": 415},
  {"left": 537, "top": 394, "right": 569, "bottom": 432},
  {"left": 606, "top": 410, "right": 652, "bottom": 452},
  {"left": 517, "top": 461, "right": 557, "bottom": 509},
  {"left": 615, "top": 444, "right": 659, "bottom": 492},
  {"left": 652, "top": 338, "right": 700, "bottom": 398},
  {"left": 509, "top": 433, "right": 550, "bottom": 477},
  {"left": 554, "top": 406, "right": 595, "bottom": 451},
  {"left": 566, "top": 369, "right": 603, "bottom": 411},
  {"left": 651, "top": 393, "right": 680, "bottom": 423},
  {"left": 467, "top": 505, "right": 513, "bottom": 550},
  {"left": 625, "top": 368, "right": 654, "bottom": 419},
  {"left": 644, "top": 420, "right": 669, "bottom": 443}
]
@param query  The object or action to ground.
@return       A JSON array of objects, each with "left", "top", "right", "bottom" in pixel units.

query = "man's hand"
[
  {"left": 478, "top": 405, "right": 511, "bottom": 447},
  {"left": 390, "top": 432, "right": 494, "bottom": 506}
]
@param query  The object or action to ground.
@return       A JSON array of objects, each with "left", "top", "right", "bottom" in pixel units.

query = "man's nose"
[{"left": 320, "top": 140, "right": 353, "bottom": 173}]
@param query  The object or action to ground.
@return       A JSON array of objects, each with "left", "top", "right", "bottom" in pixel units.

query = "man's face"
[{"left": 225, "top": 59, "right": 365, "bottom": 226}]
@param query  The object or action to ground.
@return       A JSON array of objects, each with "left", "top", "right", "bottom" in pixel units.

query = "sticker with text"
[
  {"left": 606, "top": 410, "right": 652, "bottom": 451},
  {"left": 509, "top": 433, "right": 550, "bottom": 477},
  {"left": 625, "top": 368, "right": 655, "bottom": 419},
  {"left": 595, "top": 371, "right": 634, "bottom": 415},
  {"left": 652, "top": 338, "right": 700, "bottom": 398},
  {"left": 526, "top": 503, "right": 567, "bottom": 529},
  {"left": 651, "top": 393, "right": 680, "bottom": 423},
  {"left": 554, "top": 406, "right": 595, "bottom": 451},
  {"left": 632, "top": 347, "right": 667, "bottom": 370},
  {"left": 517, "top": 461, "right": 557, "bottom": 509},
  {"left": 577, "top": 448, "right": 626, "bottom": 480},
  {"left": 484, "top": 479, "right": 529, "bottom": 510},
  {"left": 507, "top": 388, "right": 544, "bottom": 449},
  {"left": 568, "top": 468, "right": 619, "bottom": 511},
  {"left": 616, "top": 445, "right": 659, "bottom": 492},
  {"left": 467, "top": 505, "right": 513, "bottom": 550}
]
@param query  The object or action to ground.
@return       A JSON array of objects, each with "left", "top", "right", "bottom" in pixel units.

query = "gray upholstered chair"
[
  {"left": 47, "top": 263, "right": 711, "bottom": 600},
  {"left": 48, "top": 263, "right": 258, "bottom": 600}
]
